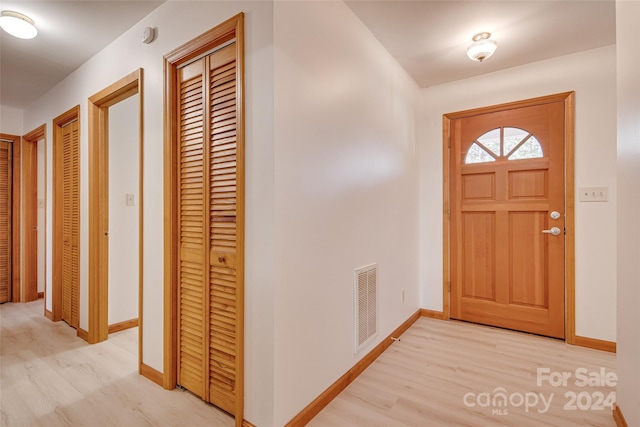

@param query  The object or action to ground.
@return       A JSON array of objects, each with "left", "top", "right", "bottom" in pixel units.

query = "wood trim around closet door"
[
  {"left": 0, "top": 133, "right": 20, "bottom": 302},
  {"left": 23, "top": 125, "right": 47, "bottom": 310},
  {"left": 164, "top": 12, "right": 245, "bottom": 426},
  {"left": 21, "top": 137, "right": 38, "bottom": 302},
  {"left": 52, "top": 106, "right": 80, "bottom": 322},
  {"left": 88, "top": 68, "right": 143, "bottom": 346},
  {"left": 1, "top": 133, "right": 21, "bottom": 303}
]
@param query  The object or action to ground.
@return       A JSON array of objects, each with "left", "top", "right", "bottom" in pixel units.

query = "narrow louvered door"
[
  {"left": 176, "top": 42, "right": 240, "bottom": 415},
  {"left": 62, "top": 120, "right": 80, "bottom": 328},
  {"left": 208, "top": 44, "right": 238, "bottom": 414},
  {"left": 177, "top": 57, "right": 208, "bottom": 399},
  {"left": 0, "top": 141, "right": 12, "bottom": 303}
]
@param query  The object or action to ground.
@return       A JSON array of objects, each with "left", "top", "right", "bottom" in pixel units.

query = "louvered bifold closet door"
[
  {"left": 208, "top": 44, "right": 238, "bottom": 415},
  {"left": 177, "top": 58, "right": 208, "bottom": 399},
  {"left": 62, "top": 121, "right": 80, "bottom": 328},
  {"left": 177, "top": 43, "right": 240, "bottom": 415},
  {"left": 0, "top": 141, "right": 12, "bottom": 303}
]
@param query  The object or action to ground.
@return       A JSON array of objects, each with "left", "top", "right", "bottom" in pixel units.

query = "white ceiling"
[
  {"left": 0, "top": 1, "right": 616, "bottom": 110},
  {"left": 345, "top": 0, "right": 616, "bottom": 87},
  {"left": 0, "top": 0, "right": 164, "bottom": 109}
]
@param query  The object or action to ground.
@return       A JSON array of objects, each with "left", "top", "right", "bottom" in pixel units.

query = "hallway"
[
  {"left": 0, "top": 300, "right": 233, "bottom": 427},
  {"left": 0, "top": 299, "right": 619, "bottom": 426}
]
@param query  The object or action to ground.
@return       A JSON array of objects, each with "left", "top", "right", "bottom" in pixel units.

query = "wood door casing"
[
  {"left": 23, "top": 124, "right": 47, "bottom": 314},
  {"left": 22, "top": 139, "right": 38, "bottom": 302},
  {"left": 1, "top": 133, "right": 21, "bottom": 303},
  {"left": 165, "top": 14, "right": 244, "bottom": 424},
  {"left": 61, "top": 120, "right": 80, "bottom": 328},
  {"left": 0, "top": 141, "right": 12, "bottom": 303},
  {"left": 449, "top": 99, "right": 566, "bottom": 339},
  {"left": 87, "top": 69, "right": 142, "bottom": 346}
]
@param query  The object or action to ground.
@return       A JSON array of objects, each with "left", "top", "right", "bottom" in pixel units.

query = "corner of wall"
[
  {"left": 0, "top": 105, "right": 25, "bottom": 136},
  {"left": 615, "top": 1, "right": 640, "bottom": 426}
]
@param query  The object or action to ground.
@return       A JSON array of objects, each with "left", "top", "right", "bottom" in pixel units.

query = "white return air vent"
[{"left": 354, "top": 264, "right": 378, "bottom": 353}]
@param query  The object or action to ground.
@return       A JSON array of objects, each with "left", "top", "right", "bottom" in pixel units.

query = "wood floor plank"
[
  {"left": 309, "top": 317, "right": 617, "bottom": 427},
  {"left": 2, "top": 301, "right": 617, "bottom": 426},
  {"left": 0, "top": 300, "right": 233, "bottom": 427}
]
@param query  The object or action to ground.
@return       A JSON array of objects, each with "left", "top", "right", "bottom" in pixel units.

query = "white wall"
[
  {"left": 419, "top": 46, "right": 618, "bottom": 342},
  {"left": 22, "top": 2, "right": 275, "bottom": 425},
  {"left": 0, "top": 105, "right": 23, "bottom": 136},
  {"left": 615, "top": 1, "right": 640, "bottom": 425},
  {"left": 16, "top": 1, "right": 627, "bottom": 425},
  {"left": 108, "top": 94, "right": 139, "bottom": 326},
  {"left": 273, "top": 1, "right": 420, "bottom": 424}
]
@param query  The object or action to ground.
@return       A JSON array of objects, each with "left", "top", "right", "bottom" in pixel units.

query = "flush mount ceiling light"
[
  {"left": 0, "top": 10, "right": 38, "bottom": 39},
  {"left": 466, "top": 32, "right": 497, "bottom": 62}
]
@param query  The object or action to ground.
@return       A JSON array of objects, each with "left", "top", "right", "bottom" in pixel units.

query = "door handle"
[{"left": 542, "top": 227, "right": 562, "bottom": 236}]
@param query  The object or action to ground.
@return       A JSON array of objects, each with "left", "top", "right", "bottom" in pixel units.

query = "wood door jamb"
[
  {"left": 442, "top": 91, "right": 576, "bottom": 343},
  {"left": 163, "top": 13, "right": 245, "bottom": 426},
  {"left": 23, "top": 125, "right": 48, "bottom": 314},
  {"left": 0, "top": 133, "right": 21, "bottom": 303},
  {"left": 22, "top": 125, "right": 46, "bottom": 303},
  {"left": 87, "top": 69, "right": 143, "bottom": 353}
]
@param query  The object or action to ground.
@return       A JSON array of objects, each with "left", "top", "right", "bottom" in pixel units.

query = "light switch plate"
[
  {"left": 126, "top": 193, "right": 135, "bottom": 206},
  {"left": 579, "top": 186, "right": 608, "bottom": 202}
]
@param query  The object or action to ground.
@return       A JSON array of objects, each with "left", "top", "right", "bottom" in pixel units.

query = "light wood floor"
[
  {"left": 2, "top": 302, "right": 617, "bottom": 427},
  {"left": 309, "top": 317, "right": 617, "bottom": 427},
  {"left": 0, "top": 300, "right": 233, "bottom": 427}
]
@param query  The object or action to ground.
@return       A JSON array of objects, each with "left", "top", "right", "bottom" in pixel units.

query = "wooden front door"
[
  {"left": 61, "top": 120, "right": 80, "bottom": 328},
  {"left": 449, "top": 96, "right": 568, "bottom": 339},
  {"left": 176, "top": 42, "right": 242, "bottom": 415},
  {"left": 0, "top": 141, "right": 12, "bottom": 303}
]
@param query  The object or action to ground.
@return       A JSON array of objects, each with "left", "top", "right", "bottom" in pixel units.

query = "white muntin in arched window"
[{"left": 465, "top": 127, "right": 543, "bottom": 164}]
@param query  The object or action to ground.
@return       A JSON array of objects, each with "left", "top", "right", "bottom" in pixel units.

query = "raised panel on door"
[
  {"left": 509, "top": 211, "right": 548, "bottom": 308},
  {"left": 62, "top": 120, "right": 80, "bottom": 328},
  {"left": 461, "top": 212, "right": 496, "bottom": 301},
  {"left": 0, "top": 141, "right": 12, "bottom": 303}
]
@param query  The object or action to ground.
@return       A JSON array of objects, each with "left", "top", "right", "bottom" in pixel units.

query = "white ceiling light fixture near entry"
[
  {"left": 0, "top": 10, "right": 38, "bottom": 39},
  {"left": 466, "top": 32, "right": 497, "bottom": 62}
]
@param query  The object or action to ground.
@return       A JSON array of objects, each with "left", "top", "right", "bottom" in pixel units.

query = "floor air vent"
[{"left": 354, "top": 264, "right": 378, "bottom": 353}]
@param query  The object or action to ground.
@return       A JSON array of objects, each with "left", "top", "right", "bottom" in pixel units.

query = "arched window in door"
[{"left": 465, "top": 127, "right": 543, "bottom": 164}]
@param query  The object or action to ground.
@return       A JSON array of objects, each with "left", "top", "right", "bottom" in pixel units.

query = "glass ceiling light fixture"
[
  {"left": 466, "top": 32, "right": 497, "bottom": 63},
  {"left": 0, "top": 10, "right": 38, "bottom": 39}
]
